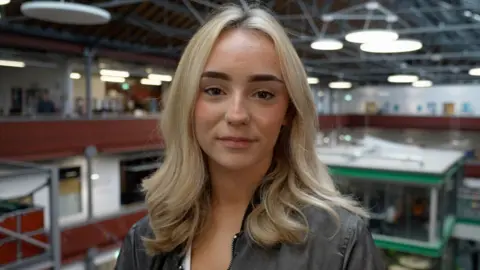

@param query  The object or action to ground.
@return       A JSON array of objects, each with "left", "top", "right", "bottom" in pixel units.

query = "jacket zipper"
[{"left": 226, "top": 233, "right": 239, "bottom": 270}]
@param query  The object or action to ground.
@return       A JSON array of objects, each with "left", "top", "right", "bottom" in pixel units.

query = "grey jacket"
[{"left": 115, "top": 206, "right": 385, "bottom": 270}]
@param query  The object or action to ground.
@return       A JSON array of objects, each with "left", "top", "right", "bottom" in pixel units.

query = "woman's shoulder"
[
  {"left": 303, "top": 206, "right": 385, "bottom": 269},
  {"left": 128, "top": 215, "right": 154, "bottom": 238},
  {"left": 116, "top": 216, "right": 156, "bottom": 269}
]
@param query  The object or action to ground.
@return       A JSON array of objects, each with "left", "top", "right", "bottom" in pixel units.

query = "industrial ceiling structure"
[{"left": 1, "top": 0, "right": 480, "bottom": 87}]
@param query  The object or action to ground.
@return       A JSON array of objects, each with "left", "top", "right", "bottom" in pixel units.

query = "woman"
[{"left": 116, "top": 4, "right": 384, "bottom": 270}]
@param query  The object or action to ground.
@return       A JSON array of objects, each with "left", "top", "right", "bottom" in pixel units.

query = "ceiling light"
[
  {"left": 140, "top": 78, "right": 162, "bottom": 86},
  {"left": 0, "top": 60, "right": 25, "bottom": 68},
  {"left": 388, "top": 74, "right": 419, "bottom": 83},
  {"left": 21, "top": 1, "right": 111, "bottom": 25},
  {"left": 148, "top": 74, "right": 172, "bottom": 82},
  {"left": 307, "top": 77, "right": 319, "bottom": 84},
  {"left": 468, "top": 68, "right": 480, "bottom": 76},
  {"left": 345, "top": 29, "right": 399, "bottom": 44},
  {"left": 70, "top": 72, "right": 81, "bottom": 79},
  {"left": 100, "top": 69, "right": 129, "bottom": 77},
  {"left": 329, "top": 81, "right": 352, "bottom": 89},
  {"left": 0, "top": 0, "right": 11, "bottom": 5},
  {"left": 412, "top": 80, "right": 432, "bottom": 88},
  {"left": 100, "top": 76, "right": 125, "bottom": 83},
  {"left": 361, "top": 39, "right": 423, "bottom": 53},
  {"left": 310, "top": 38, "right": 343, "bottom": 51}
]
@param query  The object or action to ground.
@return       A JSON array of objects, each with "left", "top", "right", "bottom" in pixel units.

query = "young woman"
[{"left": 116, "top": 4, "right": 384, "bottom": 270}]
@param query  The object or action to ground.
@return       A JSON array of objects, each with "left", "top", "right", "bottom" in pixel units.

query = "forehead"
[{"left": 204, "top": 28, "right": 282, "bottom": 77}]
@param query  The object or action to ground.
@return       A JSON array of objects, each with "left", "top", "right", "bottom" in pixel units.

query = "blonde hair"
[{"left": 142, "top": 4, "right": 367, "bottom": 254}]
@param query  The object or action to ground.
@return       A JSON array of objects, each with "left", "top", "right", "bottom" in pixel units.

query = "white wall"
[
  {"left": 338, "top": 84, "right": 480, "bottom": 116},
  {"left": 73, "top": 75, "right": 106, "bottom": 100},
  {"left": 0, "top": 155, "right": 121, "bottom": 228}
]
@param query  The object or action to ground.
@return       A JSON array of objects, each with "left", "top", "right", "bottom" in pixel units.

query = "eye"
[
  {"left": 204, "top": 87, "right": 224, "bottom": 96},
  {"left": 254, "top": 90, "right": 274, "bottom": 100}
]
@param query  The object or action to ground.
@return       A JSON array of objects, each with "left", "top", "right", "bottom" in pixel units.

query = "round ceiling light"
[
  {"left": 345, "top": 29, "right": 399, "bottom": 44},
  {"left": 468, "top": 68, "right": 480, "bottom": 76},
  {"left": 21, "top": 1, "right": 111, "bottom": 25},
  {"left": 329, "top": 81, "right": 352, "bottom": 89},
  {"left": 311, "top": 38, "right": 343, "bottom": 51},
  {"left": 412, "top": 80, "right": 432, "bottom": 88},
  {"left": 361, "top": 39, "right": 423, "bottom": 54},
  {"left": 388, "top": 74, "right": 419, "bottom": 83},
  {"left": 0, "top": 0, "right": 11, "bottom": 5}
]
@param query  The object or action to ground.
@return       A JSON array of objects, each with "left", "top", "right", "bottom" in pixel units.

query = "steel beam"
[
  {"left": 95, "top": 0, "right": 145, "bottom": 8},
  {"left": 293, "top": 23, "right": 480, "bottom": 43},
  {"left": 124, "top": 15, "right": 194, "bottom": 38},
  {"left": 149, "top": 0, "right": 194, "bottom": 16},
  {"left": 304, "top": 50, "right": 480, "bottom": 64},
  {"left": 183, "top": 0, "right": 205, "bottom": 23}
]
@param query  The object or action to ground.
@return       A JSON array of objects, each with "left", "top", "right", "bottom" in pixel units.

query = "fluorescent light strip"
[
  {"left": 140, "top": 78, "right": 162, "bottom": 86},
  {"left": 468, "top": 68, "right": 480, "bottom": 76},
  {"left": 0, "top": 0, "right": 11, "bottom": 5},
  {"left": 412, "top": 80, "right": 432, "bottom": 88},
  {"left": 329, "top": 81, "right": 352, "bottom": 89},
  {"left": 70, "top": 72, "right": 81, "bottom": 79},
  {"left": 100, "top": 76, "right": 125, "bottom": 83},
  {"left": 100, "top": 69, "right": 129, "bottom": 77},
  {"left": 307, "top": 77, "right": 319, "bottom": 84},
  {"left": 388, "top": 74, "right": 419, "bottom": 83},
  {"left": 0, "top": 60, "right": 25, "bottom": 68},
  {"left": 148, "top": 74, "right": 172, "bottom": 82}
]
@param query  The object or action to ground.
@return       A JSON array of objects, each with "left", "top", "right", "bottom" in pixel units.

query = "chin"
[{"left": 210, "top": 154, "right": 259, "bottom": 171}]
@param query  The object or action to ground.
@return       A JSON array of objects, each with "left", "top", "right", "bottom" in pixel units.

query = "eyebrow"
[{"left": 201, "top": 71, "right": 284, "bottom": 83}]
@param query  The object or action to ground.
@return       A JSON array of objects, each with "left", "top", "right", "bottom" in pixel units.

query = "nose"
[{"left": 224, "top": 93, "right": 250, "bottom": 125}]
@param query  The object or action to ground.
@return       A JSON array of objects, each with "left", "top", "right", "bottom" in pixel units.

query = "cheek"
[{"left": 194, "top": 100, "right": 216, "bottom": 134}]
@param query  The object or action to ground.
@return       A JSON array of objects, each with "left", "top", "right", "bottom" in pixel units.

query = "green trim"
[
  {"left": 373, "top": 235, "right": 441, "bottom": 257},
  {"left": 374, "top": 216, "right": 456, "bottom": 258},
  {"left": 329, "top": 166, "right": 443, "bottom": 185},
  {"left": 328, "top": 162, "right": 463, "bottom": 185},
  {"left": 456, "top": 218, "right": 480, "bottom": 226}
]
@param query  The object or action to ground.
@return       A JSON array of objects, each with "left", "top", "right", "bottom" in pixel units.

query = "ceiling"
[{"left": 1, "top": 0, "right": 480, "bottom": 86}]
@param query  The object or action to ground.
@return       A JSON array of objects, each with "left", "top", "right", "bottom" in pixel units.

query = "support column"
[
  {"left": 428, "top": 187, "right": 439, "bottom": 243},
  {"left": 49, "top": 167, "right": 61, "bottom": 270},
  {"left": 62, "top": 60, "right": 74, "bottom": 117},
  {"left": 85, "top": 248, "right": 97, "bottom": 270},
  {"left": 85, "top": 146, "right": 98, "bottom": 220},
  {"left": 84, "top": 48, "right": 94, "bottom": 120}
]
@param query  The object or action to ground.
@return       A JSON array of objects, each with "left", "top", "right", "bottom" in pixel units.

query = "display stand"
[
  {"left": 317, "top": 136, "right": 464, "bottom": 270},
  {"left": 0, "top": 160, "right": 61, "bottom": 270}
]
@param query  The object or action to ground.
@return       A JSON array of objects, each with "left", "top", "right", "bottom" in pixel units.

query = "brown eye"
[
  {"left": 255, "top": 90, "right": 274, "bottom": 100},
  {"left": 204, "top": 87, "right": 224, "bottom": 96}
]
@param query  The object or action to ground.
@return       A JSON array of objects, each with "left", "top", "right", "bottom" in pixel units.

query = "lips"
[{"left": 217, "top": 136, "right": 256, "bottom": 149}]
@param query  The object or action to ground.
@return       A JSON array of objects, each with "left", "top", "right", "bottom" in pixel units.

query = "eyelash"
[{"left": 203, "top": 87, "right": 275, "bottom": 100}]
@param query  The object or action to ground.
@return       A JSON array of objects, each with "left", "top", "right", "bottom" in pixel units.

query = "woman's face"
[{"left": 194, "top": 28, "right": 290, "bottom": 171}]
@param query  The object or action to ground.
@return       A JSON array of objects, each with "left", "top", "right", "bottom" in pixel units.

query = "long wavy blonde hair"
[{"left": 142, "top": 4, "right": 367, "bottom": 255}]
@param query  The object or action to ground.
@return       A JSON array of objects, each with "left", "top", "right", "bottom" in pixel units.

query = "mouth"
[{"left": 217, "top": 136, "right": 257, "bottom": 149}]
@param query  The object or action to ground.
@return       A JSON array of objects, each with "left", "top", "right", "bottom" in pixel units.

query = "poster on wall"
[
  {"left": 443, "top": 103, "right": 455, "bottom": 116},
  {"left": 461, "top": 102, "right": 474, "bottom": 115},
  {"left": 426, "top": 102, "right": 437, "bottom": 115}
]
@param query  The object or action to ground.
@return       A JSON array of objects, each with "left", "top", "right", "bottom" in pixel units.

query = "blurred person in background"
[
  {"left": 37, "top": 90, "right": 56, "bottom": 114},
  {"left": 116, "top": 3, "right": 384, "bottom": 270}
]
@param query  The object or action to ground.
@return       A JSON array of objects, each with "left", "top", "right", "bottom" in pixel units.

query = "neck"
[{"left": 208, "top": 158, "right": 271, "bottom": 208}]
